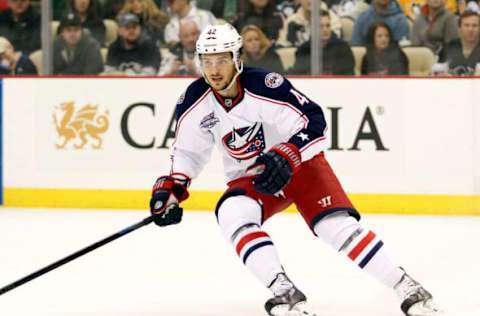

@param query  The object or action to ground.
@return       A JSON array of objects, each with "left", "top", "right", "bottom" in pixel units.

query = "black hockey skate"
[
  {"left": 395, "top": 270, "right": 443, "bottom": 316},
  {"left": 265, "top": 273, "right": 316, "bottom": 316}
]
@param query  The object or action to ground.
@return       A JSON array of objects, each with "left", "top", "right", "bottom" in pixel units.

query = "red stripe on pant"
[
  {"left": 236, "top": 231, "right": 269, "bottom": 255},
  {"left": 348, "top": 231, "right": 376, "bottom": 260}
]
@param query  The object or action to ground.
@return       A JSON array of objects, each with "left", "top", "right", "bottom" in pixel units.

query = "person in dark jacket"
[
  {"left": 234, "top": 0, "right": 284, "bottom": 42},
  {"left": 361, "top": 21, "right": 409, "bottom": 75},
  {"left": 0, "top": 0, "right": 40, "bottom": 54},
  {"left": 0, "top": 36, "right": 37, "bottom": 74},
  {"left": 240, "top": 24, "right": 284, "bottom": 73},
  {"left": 290, "top": 10, "right": 354, "bottom": 75},
  {"left": 439, "top": 11, "right": 480, "bottom": 75},
  {"left": 352, "top": 0, "right": 409, "bottom": 46},
  {"left": 104, "top": 13, "right": 160, "bottom": 75},
  {"left": 53, "top": 13, "right": 104, "bottom": 75},
  {"left": 68, "top": 0, "right": 106, "bottom": 46}
]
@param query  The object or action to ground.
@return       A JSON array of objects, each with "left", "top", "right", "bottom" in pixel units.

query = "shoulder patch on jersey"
[
  {"left": 176, "top": 91, "right": 186, "bottom": 105},
  {"left": 264, "top": 72, "right": 284, "bottom": 89},
  {"left": 175, "top": 78, "right": 210, "bottom": 121}
]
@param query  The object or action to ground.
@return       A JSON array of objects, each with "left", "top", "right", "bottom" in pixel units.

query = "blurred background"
[{"left": 1, "top": 0, "right": 480, "bottom": 76}]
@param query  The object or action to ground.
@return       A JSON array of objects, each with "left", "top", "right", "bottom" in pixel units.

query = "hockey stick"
[{"left": 0, "top": 215, "right": 155, "bottom": 296}]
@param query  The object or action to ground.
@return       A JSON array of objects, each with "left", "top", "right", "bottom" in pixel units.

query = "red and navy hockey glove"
[
  {"left": 150, "top": 175, "right": 190, "bottom": 227},
  {"left": 247, "top": 143, "right": 301, "bottom": 195}
]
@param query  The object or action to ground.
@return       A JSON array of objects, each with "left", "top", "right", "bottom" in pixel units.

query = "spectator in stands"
[
  {"left": 105, "top": 13, "right": 160, "bottom": 75},
  {"left": 399, "top": 0, "right": 459, "bottom": 20},
  {"left": 54, "top": 0, "right": 69, "bottom": 20},
  {"left": 0, "top": 36, "right": 36, "bottom": 74},
  {"left": 341, "top": 0, "right": 370, "bottom": 21},
  {"left": 290, "top": 10, "right": 354, "bottom": 75},
  {"left": 234, "top": 0, "right": 284, "bottom": 42},
  {"left": 211, "top": 0, "right": 240, "bottom": 23},
  {"left": 103, "top": 0, "right": 126, "bottom": 19},
  {"left": 158, "top": 18, "right": 201, "bottom": 75},
  {"left": 411, "top": 0, "right": 458, "bottom": 55},
  {"left": 164, "top": 0, "right": 216, "bottom": 46},
  {"left": 276, "top": 0, "right": 297, "bottom": 19},
  {"left": 68, "top": 0, "right": 107, "bottom": 46},
  {"left": 240, "top": 24, "right": 284, "bottom": 73},
  {"left": 118, "top": 0, "right": 169, "bottom": 47},
  {"left": 0, "top": 0, "right": 40, "bottom": 55},
  {"left": 277, "top": 0, "right": 342, "bottom": 47},
  {"left": 351, "top": 0, "right": 409, "bottom": 46},
  {"left": 440, "top": 11, "right": 480, "bottom": 75},
  {"left": 361, "top": 21, "right": 409, "bottom": 75},
  {"left": 53, "top": 13, "right": 104, "bottom": 75}
]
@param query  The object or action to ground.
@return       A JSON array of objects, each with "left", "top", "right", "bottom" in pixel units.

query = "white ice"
[{"left": 0, "top": 208, "right": 479, "bottom": 316}]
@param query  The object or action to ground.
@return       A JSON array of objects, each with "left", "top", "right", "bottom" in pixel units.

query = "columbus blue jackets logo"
[
  {"left": 222, "top": 123, "right": 266, "bottom": 160},
  {"left": 265, "top": 72, "right": 284, "bottom": 88}
]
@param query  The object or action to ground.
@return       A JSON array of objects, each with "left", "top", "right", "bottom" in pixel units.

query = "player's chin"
[{"left": 212, "top": 81, "right": 228, "bottom": 91}]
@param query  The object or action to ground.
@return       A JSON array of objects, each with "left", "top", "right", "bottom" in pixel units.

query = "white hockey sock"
[
  {"left": 232, "top": 224, "right": 284, "bottom": 287},
  {"left": 217, "top": 195, "right": 284, "bottom": 288},
  {"left": 314, "top": 213, "right": 404, "bottom": 288},
  {"left": 341, "top": 229, "right": 404, "bottom": 288}
]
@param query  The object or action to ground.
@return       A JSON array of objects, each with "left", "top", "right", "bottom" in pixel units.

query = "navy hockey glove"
[
  {"left": 248, "top": 143, "right": 301, "bottom": 195},
  {"left": 150, "top": 175, "right": 190, "bottom": 227}
]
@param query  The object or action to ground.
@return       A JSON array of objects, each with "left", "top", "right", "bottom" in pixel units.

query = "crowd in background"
[{"left": 0, "top": 0, "right": 478, "bottom": 76}]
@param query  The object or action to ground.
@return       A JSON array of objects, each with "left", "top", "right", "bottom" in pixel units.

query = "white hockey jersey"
[{"left": 171, "top": 67, "right": 328, "bottom": 183}]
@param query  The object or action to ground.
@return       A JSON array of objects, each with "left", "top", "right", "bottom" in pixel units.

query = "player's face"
[
  {"left": 374, "top": 26, "right": 390, "bottom": 50},
  {"left": 459, "top": 15, "right": 480, "bottom": 44},
  {"left": 200, "top": 52, "right": 236, "bottom": 91}
]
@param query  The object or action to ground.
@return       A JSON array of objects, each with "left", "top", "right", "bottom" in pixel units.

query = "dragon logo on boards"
[
  {"left": 222, "top": 123, "right": 266, "bottom": 160},
  {"left": 53, "top": 101, "right": 109, "bottom": 149}
]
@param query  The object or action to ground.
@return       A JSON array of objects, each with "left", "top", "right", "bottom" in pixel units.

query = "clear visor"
[{"left": 199, "top": 56, "right": 235, "bottom": 69}]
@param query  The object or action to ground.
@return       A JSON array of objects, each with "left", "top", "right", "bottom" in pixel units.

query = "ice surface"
[{"left": 0, "top": 208, "right": 479, "bottom": 316}]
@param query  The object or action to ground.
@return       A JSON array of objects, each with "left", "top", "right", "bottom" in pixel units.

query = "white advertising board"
[{"left": 3, "top": 78, "right": 479, "bottom": 199}]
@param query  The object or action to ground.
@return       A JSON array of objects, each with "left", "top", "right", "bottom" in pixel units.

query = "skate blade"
[
  {"left": 408, "top": 299, "right": 444, "bottom": 316},
  {"left": 270, "top": 302, "right": 317, "bottom": 316}
]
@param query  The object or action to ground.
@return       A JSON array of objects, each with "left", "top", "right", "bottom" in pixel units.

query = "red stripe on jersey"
[
  {"left": 235, "top": 231, "right": 269, "bottom": 255},
  {"left": 299, "top": 136, "right": 327, "bottom": 153},
  {"left": 348, "top": 231, "right": 376, "bottom": 260},
  {"left": 245, "top": 89, "right": 309, "bottom": 127}
]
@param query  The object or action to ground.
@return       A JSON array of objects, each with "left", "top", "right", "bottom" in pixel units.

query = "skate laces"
[
  {"left": 270, "top": 273, "right": 294, "bottom": 297},
  {"left": 395, "top": 273, "right": 422, "bottom": 299}
]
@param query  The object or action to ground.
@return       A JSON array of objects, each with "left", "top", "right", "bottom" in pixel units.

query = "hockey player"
[{"left": 149, "top": 23, "right": 442, "bottom": 316}]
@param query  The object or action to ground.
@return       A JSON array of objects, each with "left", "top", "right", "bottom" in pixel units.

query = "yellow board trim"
[{"left": 3, "top": 188, "right": 480, "bottom": 216}]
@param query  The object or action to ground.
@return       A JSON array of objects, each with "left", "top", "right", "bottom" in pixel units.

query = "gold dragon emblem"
[{"left": 53, "top": 101, "right": 109, "bottom": 149}]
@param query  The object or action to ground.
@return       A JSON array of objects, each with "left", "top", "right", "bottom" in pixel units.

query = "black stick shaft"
[{"left": 0, "top": 215, "right": 155, "bottom": 296}]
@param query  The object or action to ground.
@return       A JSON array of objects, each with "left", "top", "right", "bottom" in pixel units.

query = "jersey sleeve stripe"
[
  {"left": 245, "top": 89, "right": 309, "bottom": 127},
  {"left": 299, "top": 136, "right": 328, "bottom": 161}
]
